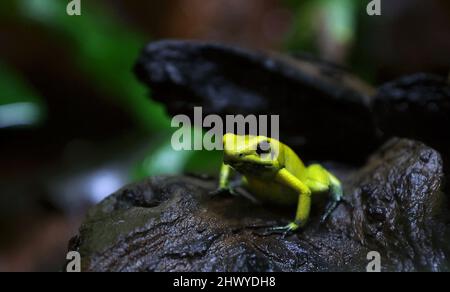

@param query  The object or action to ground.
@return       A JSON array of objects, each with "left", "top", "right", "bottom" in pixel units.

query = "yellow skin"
[{"left": 216, "top": 134, "right": 343, "bottom": 233}]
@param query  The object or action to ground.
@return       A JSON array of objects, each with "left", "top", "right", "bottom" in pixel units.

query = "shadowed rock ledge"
[
  {"left": 134, "top": 40, "right": 378, "bottom": 164},
  {"left": 69, "top": 138, "right": 449, "bottom": 272}
]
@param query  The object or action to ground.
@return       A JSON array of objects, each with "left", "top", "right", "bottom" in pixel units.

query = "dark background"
[{"left": 0, "top": 0, "right": 449, "bottom": 271}]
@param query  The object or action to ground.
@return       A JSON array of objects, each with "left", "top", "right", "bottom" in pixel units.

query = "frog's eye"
[{"left": 256, "top": 141, "right": 271, "bottom": 156}]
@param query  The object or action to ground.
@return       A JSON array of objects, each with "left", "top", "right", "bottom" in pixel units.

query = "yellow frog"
[{"left": 214, "top": 134, "right": 343, "bottom": 233}]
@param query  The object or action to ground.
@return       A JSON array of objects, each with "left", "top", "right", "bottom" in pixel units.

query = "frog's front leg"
[
  {"left": 271, "top": 168, "right": 312, "bottom": 233},
  {"left": 211, "top": 163, "right": 239, "bottom": 196}
]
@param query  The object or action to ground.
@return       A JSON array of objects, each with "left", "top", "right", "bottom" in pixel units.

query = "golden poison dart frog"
[{"left": 214, "top": 134, "right": 343, "bottom": 233}]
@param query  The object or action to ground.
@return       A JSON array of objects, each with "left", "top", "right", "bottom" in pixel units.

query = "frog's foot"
[
  {"left": 321, "top": 182, "right": 344, "bottom": 224},
  {"left": 321, "top": 195, "right": 346, "bottom": 224},
  {"left": 209, "top": 187, "right": 237, "bottom": 197},
  {"left": 321, "top": 201, "right": 338, "bottom": 224},
  {"left": 269, "top": 220, "right": 302, "bottom": 238}
]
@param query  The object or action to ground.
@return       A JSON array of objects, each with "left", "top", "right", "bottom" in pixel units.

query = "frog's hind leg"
[{"left": 305, "top": 165, "right": 343, "bottom": 223}]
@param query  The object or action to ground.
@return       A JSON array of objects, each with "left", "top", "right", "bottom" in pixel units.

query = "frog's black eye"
[{"left": 256, "top": 141, "right": 271, "bottom": 155}]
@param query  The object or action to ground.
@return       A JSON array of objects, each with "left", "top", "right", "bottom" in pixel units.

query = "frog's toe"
[
  {"left": 209, "top": 187, "right": 236, "bottom": 197},
  {"left": 269, "top": 221, "right": 302, "bottom": 237},
  {"left": 209, "top": 188, "right": 226, "bottom": 197}
]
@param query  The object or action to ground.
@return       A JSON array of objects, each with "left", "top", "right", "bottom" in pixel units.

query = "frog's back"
[
  {"left": 280, "top": 142, "right": 307, "bottom": 181},
  {"left": 244, "top": 142, "right": 307, "bottom": 206}
]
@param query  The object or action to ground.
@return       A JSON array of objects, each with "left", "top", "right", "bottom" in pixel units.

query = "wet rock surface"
[
  {"left": 373, "top": 74, "right": 450, "bottom": 201},
  {"left": 70, "top": 139, "right": 449, "bottom": 272}
]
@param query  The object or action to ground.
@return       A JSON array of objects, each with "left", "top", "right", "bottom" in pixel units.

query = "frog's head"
[{"left": 222, "top": 133, "right": 282, "bottom": 175}]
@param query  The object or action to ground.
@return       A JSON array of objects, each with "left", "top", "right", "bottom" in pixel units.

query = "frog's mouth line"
[
  {"left": 225, "top": 157, "right": 273, "bottom": 166},
  {"left": 227, "top": 161, "right": 275, "bottom": 172}
]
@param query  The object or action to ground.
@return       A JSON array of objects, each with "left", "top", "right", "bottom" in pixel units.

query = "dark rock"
[
  {"left": 70, "top": 139, "right": 449, "bottom": 272},
  {"left": 340, "top": 139, "right": 449, "bottom": 271},
  {"left": 373, "top": 74, "right": 450, "bottom": 201},
  {"left": 134, "top": 40, "right": 378, "bottom": 164},
  {"left": 134, "top": 40, "right": 450, "bottom": 168},
  {"left": 374, "top": 73, "right": 450, "bottom": 154}
]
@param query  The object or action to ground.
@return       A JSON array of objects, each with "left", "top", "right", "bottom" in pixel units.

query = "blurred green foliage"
[
  {"left": 284, "top": 0, "right": 358, "bottom": 52},
  {"left": 9, "top": 0, "right": 170, "bottom": 131},
  {"left": 132, "top": 128, "right": 223, "bottom": 179},
  {"left": 1, "top": 0, "right": 222, "bottom": 179},
  {"left": 284, "top": 0, "right": 374, "bottom": 81},
  {"left": 0, "top": 63, "right": 42, "bottom": 106},
  {"left": 0, "top": 63, "right": 46, "bottom": 128}
]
